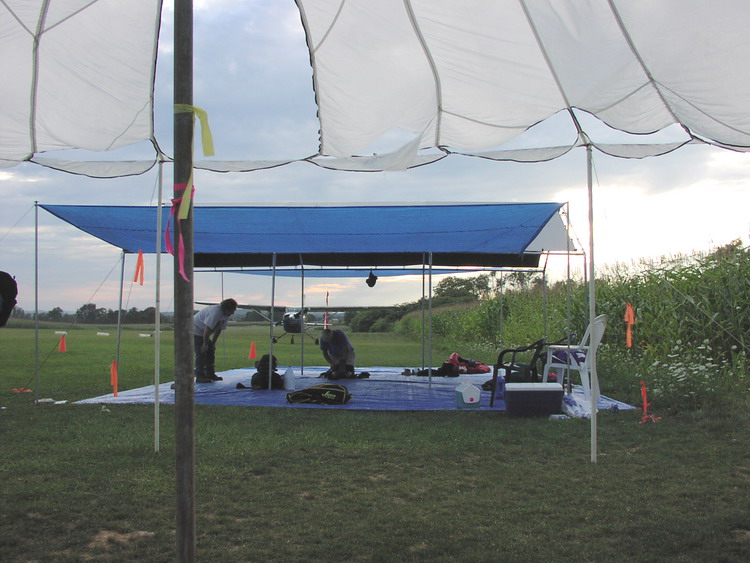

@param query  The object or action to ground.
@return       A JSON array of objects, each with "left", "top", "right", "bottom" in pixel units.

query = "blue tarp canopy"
[{"left": 40, "top": 203, "right": 567, "bottom": 268}]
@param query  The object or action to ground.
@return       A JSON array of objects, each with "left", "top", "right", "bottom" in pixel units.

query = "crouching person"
[{"left": 319, "top": 328, "right": 356, "bottom": 379}]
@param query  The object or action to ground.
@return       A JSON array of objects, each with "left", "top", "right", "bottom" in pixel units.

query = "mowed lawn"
[{"left": 2, "top": 324, "right": 750, "bottom": 561}]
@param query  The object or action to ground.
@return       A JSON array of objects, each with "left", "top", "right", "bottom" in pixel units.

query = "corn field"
[{"left": 396, "top": 241, "right": 750, "bottom": 411}]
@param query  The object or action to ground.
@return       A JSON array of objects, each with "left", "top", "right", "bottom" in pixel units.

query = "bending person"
[
  {"left": 193, "top": 298, "right": 237, "bottom": 383},
  {"left": 319, "top": 328, "right": 356, "bottom": 379}
]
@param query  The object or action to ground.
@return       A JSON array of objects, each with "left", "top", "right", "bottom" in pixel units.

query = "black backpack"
[
  {"left": 250, "top": 371, "right": 284, "bottom": 390},
  {"left": 286, "top": 383, "right": 352, "bottom": 405},
  {"left": 0, "top": 271, "right": 18, "bottom": 327}
]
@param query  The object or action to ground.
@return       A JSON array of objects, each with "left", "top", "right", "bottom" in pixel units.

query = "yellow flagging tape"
[
  {"left": 178, "top": 173, "right": 194, "bottom": 220},
  {"left": 174, "top": 103, "right": 211, "bottom": 220},
  {"left": 174, "top": 104, "right": 215, "bottom": 157}
]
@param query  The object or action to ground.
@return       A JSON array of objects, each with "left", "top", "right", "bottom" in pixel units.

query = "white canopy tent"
[
  {"left": 3, "top": 1, "right": 750, "bottom": 173},
  {"left": 4, "top": 1, "right": 750, "bottom": 558}
]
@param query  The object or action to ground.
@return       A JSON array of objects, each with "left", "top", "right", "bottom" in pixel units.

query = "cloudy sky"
[{"left": 2, "top": 1, "right": 749, "bottom": 314}]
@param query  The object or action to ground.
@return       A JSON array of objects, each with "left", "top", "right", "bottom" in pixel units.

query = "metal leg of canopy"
[
  {"left": 586, "top": 144, "right": 599, "bottom": 464},
  {"left": 300, "top": 260, "right": 305, "bottom": 376},
  {"left": 428, "top": 252, "right": 433, "bottom": 388},
  {"left": 115, "top": 251, "right": 125, "bottom": 385},
  {"left": 153, "top": 161, "right": 164, "bottom": 453},
  {"left": 268, "top": 253, "right": 276, "bottom": 389},
  {"left": 34, "top": 202, "right": 40, "bottom": 403}
]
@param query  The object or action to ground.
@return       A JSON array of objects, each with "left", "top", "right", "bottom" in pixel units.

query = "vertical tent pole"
[
  {"left": 542, "top": 260, "right": 549, "bottom": 340},
  {"left": 174, "top": 0, "right": 196, "bottom": 559},
  {"left": 34, "top": 201, "right": 40, "bottom": 403},
  {"left": 268, "top": 253, "right": 276, "bottom": 389},
  {"left": 300, "top": 261, "right": 305, "bottom": 375},
  {"left": 421, "top": 255, "right": 426, "bottom": 371},
  {"left": 498, "top": 272, "right": 504, "bottom": 349},
  {"left": 586, "top": 144, "right": 599, "bottom": 463},
  {"left": 220, "top": 272, "right": 227, "bottom": 361},
  {"left": 428, "top": 252, "right": 433, "bottom": 388},
  {"left": 565, "top": 202, "right": 574, "bottom": 395},
  {"left": 115, "top": 250, "right": 125, "bottom": 375},
  {"left": 154, "top": 162, "right": 164, "bottom": 453}
]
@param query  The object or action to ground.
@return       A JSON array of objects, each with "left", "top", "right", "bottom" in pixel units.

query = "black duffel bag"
[{"left": 286, "top": 383, "right": 352, "bottom": 405}]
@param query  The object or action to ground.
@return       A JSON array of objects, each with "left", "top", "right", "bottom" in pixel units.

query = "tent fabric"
[
  {"left": 0, "top": 0, "right": 160, "bottom": 164},
  {"left": 3, "top": 2, "right": 750, "bottom": 174},
  {"left": 40, "top": 202, "right": 568, "bottom": 268},
  {"left": 298, "top": 0, "right": 750, "bottom": 163}
]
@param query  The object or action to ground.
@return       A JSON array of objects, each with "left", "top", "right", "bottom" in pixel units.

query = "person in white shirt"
[{"left": 193, "top": 298, "right": 237, "bottom": 383}]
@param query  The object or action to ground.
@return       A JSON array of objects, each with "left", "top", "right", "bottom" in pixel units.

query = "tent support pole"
[
  {"left": 542, "top": 261, "right": 549, "bottom": 340},
  {"left": 428, "top": 252, "right": 433, "bottom": 388},
  {"left": 498, "top": 272, "right": 504, "bottom": 349},
  {"left": 300, "top": 259, "right": 305, "bottom": 375},
  {"left": 154, "top": 161, "right": 164, "bottom": 453},
  {"left": 34, "top": 201, "right": 40, "bottom": 403},
  {"left": 220, "top": 272, "right": 226, "bottom": 360},
  {"left": 173, "top": 0, "right": 196, "bottom": 559},
  {"left": 565, "top": 202, "right": 573, "bottom": 395},
  {"left": 586, "top": 144, "right": 599, "bottom": 464},
  {"left": 421, "top": 255, "right": 426, "bottom": 370},
  {"left": 268, "top": 253, "right": 276, "bottom": 389},
  {"left": 115, "top": 250, "right": 125, "bottom": 375}
]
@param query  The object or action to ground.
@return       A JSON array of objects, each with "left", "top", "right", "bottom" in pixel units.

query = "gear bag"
[{"left": 286, "top": 383, "right": 352, "bottom": 405}]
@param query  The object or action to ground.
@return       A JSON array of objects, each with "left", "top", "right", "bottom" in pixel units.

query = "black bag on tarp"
[
  {"left": 250, "top": 371, "right": 284, "bottom": 390},
  {"left": 286, "top": 383, "right": 352, "bottom": 405}
]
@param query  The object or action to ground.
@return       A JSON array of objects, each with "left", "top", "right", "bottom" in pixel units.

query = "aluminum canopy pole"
[
  {"left": 300, "top": 261, "right": 305, "bottom": 375},
  {"left": 115, "top": 250, "right": 125, "bottom": 377},
  {"left": 421, "top": 255, "right": 426, "bottom": 370},
  {"left": 498, "top": 272, "right": 504, "bottom": 349},
  {"left": 565, "top": 202, "right": 573, "bottom": 394},
  {"left": 586, "top": 144, "right": 599, "bottom": 464},
  {"left": 428, "top": 252, "right": 433, "bottom": 388},
  {"left": 154, "top": 161, "right": 164, "bottom": 453},
  {"left": 34, "top": 201, "right": 40, "bottom": 403},
  {"left": 542, "top": 256, "right": 549, "bottom": 340},
  {"left": 174, "top": 0, "right": 196, "bottom": 559},
  {"left": 268, "top": 253, "right": 277, "bottom": 389}
]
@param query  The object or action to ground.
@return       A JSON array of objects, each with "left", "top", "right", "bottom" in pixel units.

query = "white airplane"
[{"left": 195, "top": 301, "right": 381, "bottom": 344}]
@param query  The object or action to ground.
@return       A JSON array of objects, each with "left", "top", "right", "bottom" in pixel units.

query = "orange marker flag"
[
  {"left": 133, "top": 250, "right": 145, "bottom": 286},
  {"left": 58, "top": 334, "right": 67, "bottom": 352},
  {"left": 110, "top": 360, "right": 119, "bottom": 397},
  {"left": 325, "top": 291, "right": 330, "bottom": 329},
  {"left": 624, "top": 302, "right": 635, "bottom": 348},
  {"left": 639, "top": 381, "right": 661, "bottom": 423},
  {"left": 249, "top": 341, "right": 257, "bottom": 360}
]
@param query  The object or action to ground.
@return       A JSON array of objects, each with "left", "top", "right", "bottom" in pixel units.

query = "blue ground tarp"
[{"left": 75, "top": 366, "right": 636, "bottom": 414}]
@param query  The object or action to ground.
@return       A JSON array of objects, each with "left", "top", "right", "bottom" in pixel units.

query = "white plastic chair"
[{"left": 542, "top": 314, "right": 608, "bottom": 401}]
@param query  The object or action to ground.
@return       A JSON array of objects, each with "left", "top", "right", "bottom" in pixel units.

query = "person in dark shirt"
[{"left": 319, "top": 328, "right": 356, "bottom": 379}]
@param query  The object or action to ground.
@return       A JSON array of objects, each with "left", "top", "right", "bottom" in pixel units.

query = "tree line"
[{"left": 11, "top": 303, "right": 172, "bottom": 324}]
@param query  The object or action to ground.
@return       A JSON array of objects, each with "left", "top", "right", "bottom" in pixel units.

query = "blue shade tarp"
[{"left": 40, "top": 203, "right": 567, "bottom": 268}]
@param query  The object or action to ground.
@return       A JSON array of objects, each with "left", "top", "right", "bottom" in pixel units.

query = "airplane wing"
[{"left": 195, "top": 301, "right": 390, "bottom": 312}]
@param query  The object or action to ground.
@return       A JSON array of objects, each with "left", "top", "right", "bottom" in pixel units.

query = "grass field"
[{"left": 2, "top": 324, "right": 750, "bottom": 561}]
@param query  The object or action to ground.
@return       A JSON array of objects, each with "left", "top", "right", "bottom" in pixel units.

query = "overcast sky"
[{"left": 2, "top": 1, "right": 749, "bottom": 314}]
